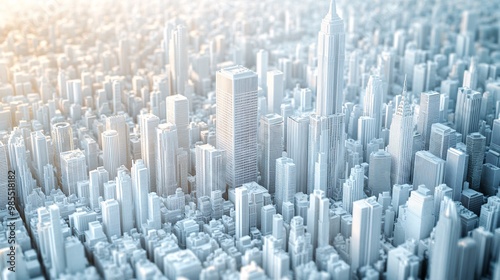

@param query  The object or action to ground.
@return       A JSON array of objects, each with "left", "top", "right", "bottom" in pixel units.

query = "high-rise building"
[
  {"left": 156, "top": 123, "right": 179, "bottom": 197},
  {"left": 417, "top": 91, "right": 441, "bottom": 149},
  {"left": 342, "top": 165, "right": 365, "bottom": 214},
  {"left": 413, "top": 150, "right": 446, "bottom": 193},
  {"left": 267, "top": 70, "right": 284, "bottom": 115},
  {"left": 169, "top": 25, "right": 188, "bottom": 96},
  {"left": 429, "top": 197, "right": 460, "bottom": 280},
  {"left": 316, "top": 0, "right": 344, "bottom": 116},
  {"left": 60, "top": 149, "right": 88, "bottom": 196},
  {"left": 472, "top": 227, "right": 493, "bottom": 279},
  {"left": 363, "top": 75, "right": 384, "bottom": 138},
  {"left": 116, "top": 169, "right": 134, "bottom": 234},
  {"left": 455, "top": 87, "right": 482, "bottom": 142},
  {"left": 387, "top": 82, "right": 414, "bottom": 185},
  {"left": 350, "top": 196, "right": 382, "bottom": 272},
  {"left": 445, "top": 147, "right": 469, "bottom": 201},
  {"left": 368, "top": 150, "right": 391, "bottom": 197},
  {"left": 259, "top": 114, "right": 283, "bottom": 194},
  {"left": 101, "top": 199, "right": 121, "bottom": 241},
  {"left": 307, "top": 189, "right": 330, "bottom": 255},
  {"left": 287, "top": 115, "right": 309, "bottom": 194},
  {"left": 166, "top": 94, "right": 190, "bottom": 150},
  {"left": 235, "top": 186, "right": 250, "bottom": 239},
  {"left": 307, "top": 0, "right": 346, "bottom": 200},
  {"left": 139, "top": 113, "right": 159, "bottom": 193},
  {"left": 288, "top": 216, "right": 312, "bottom": 268},
  {"left": 131, "top": 160, "right": 149, "bottom": 230},
  {"left": 106, "top": 114, "right": 130, "bottom": 168},
  {"left": 466, "top": 132, "right": 486, "bottom": 190},
  {"left": 429, "top": 123, "right": 457, "bottom": 159},
  {"left": 195, "top": 144, "right": 226, "bottom": 198},
  {"left": 102, "top": 130, "right": 120, "bottom": 179},
  {"left": 257, "top": 50, "right": 268, "bottom": 92},
  {"left": 216, "top": 65, "right": 258, "bottom": 188},
  {"left": 48, "top": 205, "right": 66, "bottom": 277},
  {"left": 406, "top": 185, "right": 434, "bottom": 241},
  {"left": 51, "top": 122, "right": 74, "bottom": 170},
  {"left": 275, "top": 153, "right": 296, "bottom": 214},
  {"left": 31, "top": 131, "right": 50, "bottom": 188},
  {"left": 456, "top": 237, "right": 477, "bottom": 280},
  {"left": 386, "top": 246, "right": 420, "bottom": 280}
]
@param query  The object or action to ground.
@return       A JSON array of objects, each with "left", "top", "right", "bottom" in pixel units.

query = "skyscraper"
[
  {"left": 60, "top": 149, "right": 88, "bottom": 196},
  {"left": 195, "top": 144, "right": 226, "bottom": 198},
  {"left": 387, "top": 81, "right": 414, "bottom": 185},
  {"left": 429, "top": 123, "right": 457, "bottom": 159},
  {"left": 307, "top": 189, "right": 330, "bottom": 255},
  {"left": 455, "top": 87, "right": 482, "bottom": 142},
  {"left": 363, "top": 75, "right": 384, "bottom": 138},
  {"left": 169, "top": 25, "right": 188, "bottom": 95},
  {"left": 368, "top": 150, "right": 391, "bottom": 197},
  {"left": 101, "top": 199, "right": 122, "bottom": 241},
  {"left": 116, "top": 169, "right": 134, "bottom": 234},
  {"left": 139, "top": 113, "right": 159, "bottom": 193},
  {"left": 466, "top": 132, "right": 486, "bottom": 190},
  {"left": 445, "top": 147, "right": 469, "bottom": 201},
  {"left": 275, "top": 153, "right": 296, "bottom": 214},
  {"left": 287, "top": 115, "right": 309, "bottom": 194},
  {"left": 102, "top": 130, "right": 120, "bottom": 179},
  {"left": 406, "top": 185, "right": 435, "bottom": 241},
  {"left": 417, "top": 91, "right": 441, "bottom": 149},
  {"left": 51, "top": 122, "right": 74, "bottom": 170},
  {"left": 308, "top": 0, "right": 346, "bottom": 200},
  {"left": 216, "top": 65, "right": 258, "bottom": 188},
  {"left": 413, "top": 150, "right": 445, "bottom": 193},
  {"left": 259, "top": 114, "right": 283, "bottom": 194},
  {"left": 166, "top": 94, "right": 190, "bottom": 150},
  {"left": 350, "top": 196, "right": 382, "bottom": 272},
  {"left": 429, "top": 197, "right": 461, "bottom": 280},
  {"left": 267, "top": 70, "right": 283, "bottom": 114},
  {"left": 106, "top": 114, "right": 130, "bottom": 168},
  {"left": 316, "top": 0, "right": 345, "bottom": 116},
  {"left": 235, "top": 186, "right": 249, "bottom": 239},
  {"left": 131, "top": 159, "right": 149, "bottom": 230},
  {"left": 156, "top": 123, "right": 179, "bottom": 197}
]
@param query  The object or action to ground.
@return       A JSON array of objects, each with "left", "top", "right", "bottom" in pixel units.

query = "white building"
[{"left": 216, "top": 65, "right": 258, "bottom": 188}]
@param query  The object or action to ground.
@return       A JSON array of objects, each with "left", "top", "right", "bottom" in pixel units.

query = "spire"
[
  {"left": 329, "top": 0, "right": 337, "bottom": 16},
  {"left": 402, "top": 74, "right": 407, "bottom": 95}
]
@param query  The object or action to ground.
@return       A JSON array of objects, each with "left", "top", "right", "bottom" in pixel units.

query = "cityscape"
[{"left": 1, "top": 0, "right": 500, "bottom": 279}]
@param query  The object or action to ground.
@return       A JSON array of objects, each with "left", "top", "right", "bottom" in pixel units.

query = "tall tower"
[
  {"left": 156, "top": 123, "right": 179, "bottom": 197},
  {"left": 106, "top": 114, "right": 130, "bottom": 168},
  {"left": 48, "top": 205, "right": 66, "bottom": 277},
  {"left": 216, "top": 66, "right": 258, "bottom": 188},
  {"left": 131, "top": 160, "right": 149, "bottom": 230},
  {"left": 275, "top": 153, "right": 296, "bottom": 214},
  {"left": 316, "top": 0, "right": 345, "bottom": 116},
  {"left": 169, "top": 25, "right": 188, "bottom": 95},
  {"left": 445, "top": 147, "right": 468, "bottom": 201},
  {"left": 387, "top": 81, "right": 414, "bottom": 185},
  {"left": 195, "top": 144, "right": 226, "bottom": 198},
  {"left": 429, "top": 197, "right": 460, "bottom": 280},
  {"left": 259, "top": 113, "right": 283, "bottom": 194},
  {"left": 287, "top": 115, "right": 309, "bottom": 194},
  {"left": 350, "top": 196, "right": 382, "bottom": 272},
  {"left": 466, "top": 132, "right": 486, "bottom": 190},
  {"left": 166, "top": 94, "right": 190, "bottom": 150},
  {"left": 139, "top": 113, "right": 159, "bottom": 193},
  {"left": 60, "top": 149, "right": 88, "bottom": 196},
  {"left": 417, "top": 91, "right": 441, "bottom": 149},
  {"left": 363, "top": 75, "right": 383, "bottom": 138},
  {"left": 308, "top": 0, "right": 346, "bottom": 199},
  {"left": 235, "top": 186, "right": 250, "bottom": 239},
  {"left": 51, "top": 122, "right": 74, "bottom": 170},
  {"left": 102, "top": 130, "right": 120, "bottom": 179},
  {"left": 455, "top": 87, "right": 482, "bottom": 142}
]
